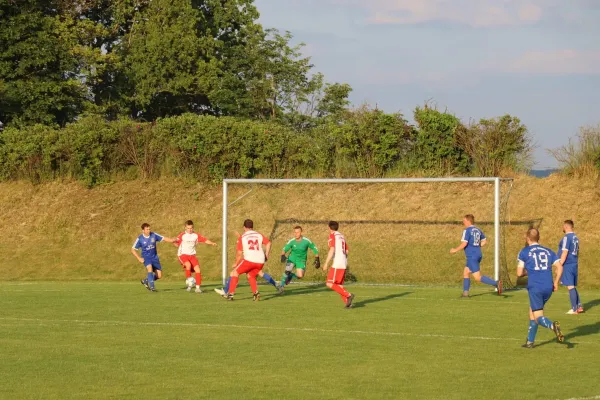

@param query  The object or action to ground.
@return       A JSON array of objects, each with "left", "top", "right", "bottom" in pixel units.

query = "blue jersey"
[
  {"left": 558, "top": 232, "right": 579, "bottom": 266},
  {"left": 461, "top": 226, "right": 486, "bottom": 259},
  {"left": 518, "top": 244, "right": 560, "bottom": 291},
  {"left": 133, "top": 232, "right": 164, "bottom": 259}
]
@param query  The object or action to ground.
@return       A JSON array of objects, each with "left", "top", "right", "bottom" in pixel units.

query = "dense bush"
[{"left": 0, "top": 107, "right": 533, "bottom": 185}]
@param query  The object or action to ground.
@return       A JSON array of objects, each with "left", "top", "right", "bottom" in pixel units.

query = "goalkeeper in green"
[{"left": 278, "top": 226, "right": 320, "bottom": 292}]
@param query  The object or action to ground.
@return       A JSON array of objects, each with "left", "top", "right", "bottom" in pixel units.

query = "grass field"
[{"left": 1, "top": 281, "right": 599, "bottom": 400}]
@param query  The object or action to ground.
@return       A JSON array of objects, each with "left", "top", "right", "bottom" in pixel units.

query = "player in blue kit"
[
  {"left": 517, "top": 228, "right": 564, "bottom": 348},
  {"left": 450, "top": 214, "right": 502, "bottom": 297},
  {"left": 131, "top": 223, "right": 176, "bottom": 292},
  {"left": 558, "top": 220, "right": 583, "bottom": 314}
]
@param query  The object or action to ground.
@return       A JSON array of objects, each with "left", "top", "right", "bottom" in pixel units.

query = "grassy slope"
[{"left": 0, "top": 175, "right": 599, "bottom": 287}]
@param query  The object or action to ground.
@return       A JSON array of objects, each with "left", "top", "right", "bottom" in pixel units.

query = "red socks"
[
  {"left": 330, "top": 284, "right": 350, "bottom": 300},
  {"left": 185, "top": 269, "right": 192, "bottom": 278},
  {"left": 228, "top": 276, "right": 239, "bottom": 294},
  {"left": 195, "top": 272, "right": 202, "bottom": 286}
]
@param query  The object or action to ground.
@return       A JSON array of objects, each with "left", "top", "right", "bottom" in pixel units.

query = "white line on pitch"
[
  {"left": 1, "top": 317, "right": 598, "bottom": 345},
  {"left": 560, "top": 396, "right": 600, "bottom": 400}
]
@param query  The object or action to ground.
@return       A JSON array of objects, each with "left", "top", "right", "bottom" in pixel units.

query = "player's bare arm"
[
  {"left": 162, "top": 237, "right": 176, "bottom": 243},
  {"left": 480, "top": 238, "right": 488, "bottom": 247},
  {"left": 559, "top": 249, "right": 568, "bottom": 266},
  {"left": 204, "top": 239, "right": 217, "bottom": 247},
  {"left": 516, "top": 261, "right": 526, "bottom": 277},
  {"left": 553, "top": 260, "right": 563, "bottom": 291},
  {"left": 323, "top": 246, "right": 335, "bottom": 271},
  {"left": 131, "top": 248, "right": 144, "bottom": 263},
  {"left": 231, "top": 250, "right": 243, "bottom": 270},
  {"left": 264, "top": 242, "right": 272, "bottom": 261},
  {"left": 450, "top": 241, "right": 468, "bottom": 254}
]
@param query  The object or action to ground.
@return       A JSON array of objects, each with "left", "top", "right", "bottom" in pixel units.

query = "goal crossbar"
[{"left": 221, "top": 177, "right": 513, "bottom": 285}]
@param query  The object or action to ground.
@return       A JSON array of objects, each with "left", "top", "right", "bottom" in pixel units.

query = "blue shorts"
[
  {"left": 143, "top": 257, "right": 162, "bottom": 271},
  {"left": 466, "top": 256, "right": 482, "bottom": 273},
  {"left": 528, "top": 288, "right": 553, "bottom": 311},
  {"left": 560, "top": 264, "right": 578, "bottom": 286}
]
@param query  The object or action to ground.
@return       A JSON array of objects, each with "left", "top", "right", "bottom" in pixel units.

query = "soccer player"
[
  {"left": 450, "top": 214, "right": 502, "bottom": 297},
  {"left": 558, "top": 220, "right": 583, "bottom": 314},
  {"left": 517, "top": 228, "right": 565, "bottom": 348},
  {"left": 174, "top": 220, "right": 217, "bottom": 293},
  {"left": 214, "top": 219, "right": 271, "bottom": 301},
  {"left": 131, "top": 223, "right": 176, "bottom": 292},
  {"left": 278, "top": 226, "right": 320, "bottom": 293},
  {"left": 323, "top": 221, "right": 354, "bottom": 308}
]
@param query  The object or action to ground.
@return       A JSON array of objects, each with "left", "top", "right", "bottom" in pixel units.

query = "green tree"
[{"left": 0, "top": 0, "right": 87, "bottom": 126}]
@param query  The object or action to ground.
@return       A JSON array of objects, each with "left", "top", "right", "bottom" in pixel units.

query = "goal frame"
[{"left": 221, "top": 178, "right": 513, "bottom": 285}]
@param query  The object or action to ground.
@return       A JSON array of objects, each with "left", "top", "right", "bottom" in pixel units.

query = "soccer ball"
[{"left": 186, "top": 277, "right": 196, "bottom": 287}]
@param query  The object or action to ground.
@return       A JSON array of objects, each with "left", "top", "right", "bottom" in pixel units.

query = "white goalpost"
[{"left": 221, "top": 177, "right": 513, "bottom": 285}]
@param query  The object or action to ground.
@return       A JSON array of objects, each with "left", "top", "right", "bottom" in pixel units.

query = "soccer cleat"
[
  {"left": 224, "top": 293, "right": 234, "bottom": 301},
  {"left": 150, "top": 287, "right": 157, "bottom": 292},
  {"left": 552, "top": 321, "right": 564, "bottom": 343},
  {"left": 345, "top": 293, "right": 355, "bottom": 309},
  {"left": 195, "top": 287, "right": 202, "bottom": 294},
  {"left": 214, "top": 288, "right": 226, "bottom": 296},
  {"left": 566, "top": 309, "right": 579, "bottom": 315},
  {"left": 461, "top": 291, "right": 470, "bottom": 298},
  {"left": 577, "top": 306, "right": 584, "bottom": 313},
  {"left": 141, "top": 279, "right": 150, "bottom": 290},
  {"left": 521, "top": 341, "right": 535, "bottom": 349},
  {"left": 186, "top": 286, "right": 192, "bottom": 292},
  {"left": 497, "top": 280, "right": 503, "bottom": 295},
  {"left": 276, "top": 283, "right": 284, "bottom": 294},
  {"left": 253, "top": 292, "right": 260, "bottom": 301}
]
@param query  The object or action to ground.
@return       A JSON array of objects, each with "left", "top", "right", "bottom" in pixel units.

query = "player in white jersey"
[
  {"left": 323, "top": 221, "right": 355, "bottom": 308},
  {"left": 174, "top": 220, "right": 216, "bottom": 293},
  {"left": 215, "top": 219, "right": 271, "bottom": 301}
]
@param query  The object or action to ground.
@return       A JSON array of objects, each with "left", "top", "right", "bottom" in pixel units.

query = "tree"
[
  {"left": 0, "top": 0, "right": 87, "bottom": 126},
  {"left": 456, "top": 115, "right": 533, "bottom": 176}
]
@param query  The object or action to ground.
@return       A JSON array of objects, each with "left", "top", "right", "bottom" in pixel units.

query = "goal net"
[{"left": 221, "top": 178, "right": 523, "bottom": 289}]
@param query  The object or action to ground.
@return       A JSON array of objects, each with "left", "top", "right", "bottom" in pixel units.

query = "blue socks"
[
  {"left": 481, "top": 276, "right": 497, "bottom": 287},
  {"left": 536, "top": 316, "right": 553, "bottom": 329},
  {"left": 569, "top": 288, "right": 578, "bottom": 310},
  {"left": 527, "top": 320, "right": 538, "bottom": 342},
  {"left": 147, "top": 272, "right": 155, "bottom": 289},
  {"left": 463, "top": 278, "right": 470, "bottom": 292},
  {"left": 224, "top": 277, "right": 231, "bottom": 293},
  {"left": 262, "top": 273, "right": 277, "bottom": 287}
]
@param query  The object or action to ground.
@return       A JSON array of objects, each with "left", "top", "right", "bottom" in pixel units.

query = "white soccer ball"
[{"left": 186, "top": 277, "right": 196, "bottom": 287}]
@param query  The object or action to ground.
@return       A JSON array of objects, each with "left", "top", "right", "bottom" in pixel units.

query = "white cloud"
[
  {"left": 503, "top": 50, "right": 600, "bottom": 74},
  {"left": 334, "top": 0, "right": 546, "bottom": 27}
]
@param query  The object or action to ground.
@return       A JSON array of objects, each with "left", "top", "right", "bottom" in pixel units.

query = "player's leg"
[
  {"left": 295, "top": 267, "right": 305, "bottom": 280},
  {"left": 563, "top": 266, "right": 582, "bottom": 313},
  {"left": 526, "top": 290, "right": 563, "bottom": 346},
  {"left": 258, "top": 270, "right": 277, "bottom": 288},
  {"left": 145, "top": 264, "right": 156, "bottom": 290},
  {"left": 280, "top": 261, "right": 295, "bottom": 287},
  {"left": 469, "top": 257, "right": 499, "bottom": 292},
  {"left": 462, "top": 267, "right": 471, "bottom": 297},
  {"left": 184, "top": 261, "right": 194, "bottom": 291},
  {"left": 225, "top": 261, "right": 251, "bottom": 298},
  {"left": 326, "top": 268, "right": 353, "bottom": 308},
  {"left": 248, "top": 267, "right": 261, "bottom": 301},
  {"left": 193, "top": 263, "right": 202, "bottom": 293},
  {"left": 523, "top": 307, "right": 539, "bottom": 348}
]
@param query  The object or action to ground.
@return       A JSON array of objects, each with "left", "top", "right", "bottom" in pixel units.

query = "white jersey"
[
  {"left": 328, "top": 231, "right": 348, "bottom": 269},
  {"left": 237, "top": 230, "right": 270, "bottom": 263},
  {"left": 176, "top": 232, "right": 207, "bottom": 256}
]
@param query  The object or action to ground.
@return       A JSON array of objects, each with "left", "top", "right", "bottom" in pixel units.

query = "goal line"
[{"left": 221, "top": 178, "right": 514, "bottom": 285}]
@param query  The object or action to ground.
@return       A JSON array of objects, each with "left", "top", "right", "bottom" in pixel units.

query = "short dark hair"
[
  {"left": 293, "top": 225, "right": 302, "bottom": 231},
  {"left": 141, "top": 223, "right": 150, "bottom": 230},
  {"left": 527, "top": 228, "right": 540, "bottom": 243},
  {"left": 244, "top": 219, "right": 254, "bottom": 229},
  {"left": 328, "top": 221, "right": 339, "bottom": 231},
  {"left": 564, "top": 220, "right": 574, "bottom": 228},
  {"left": 185, "top": 220, "right": 194, "bottom": 226},
  {"left": 464, "top": 214, "right": 475, "bottom": 224}
]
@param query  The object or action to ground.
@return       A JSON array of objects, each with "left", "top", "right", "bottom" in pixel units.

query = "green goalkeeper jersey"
[{"left": 283, "top": 237, "right": 319, "bottom": 264}]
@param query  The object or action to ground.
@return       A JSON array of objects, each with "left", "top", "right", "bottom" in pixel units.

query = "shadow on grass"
[
  {"left": 583, "top": 298, "right": 600, "bottom": 311},
  {"left": 351, "top": 291, "right": 412, "bottom": 308},
  {"left": 531, "top": 321, "right": 600, "bottom": 349},
  {"left": 261, "top": 284, "right": 329, "bottom": 301},
  {"left": 467, "top": 291, "right": 511, "bottom": 299}
]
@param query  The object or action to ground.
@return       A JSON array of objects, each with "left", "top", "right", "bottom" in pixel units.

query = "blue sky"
[{"left": 254, "top": 0, "right": 600, "bottom": 168}]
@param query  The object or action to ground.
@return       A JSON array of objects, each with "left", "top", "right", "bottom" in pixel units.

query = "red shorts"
[
  {"left": 327, "top": 268, "right": 346, "bottom": 285},
  {"left": 234, "top": 260, "right": 264, "bottom": 275},
  {"left": 179, "top": 255, "right": 199, "bottom": 268}
]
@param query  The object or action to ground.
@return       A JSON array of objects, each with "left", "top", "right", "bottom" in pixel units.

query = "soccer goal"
[{"left": 221, "top": 178, "right": 517, "bottom": 288}]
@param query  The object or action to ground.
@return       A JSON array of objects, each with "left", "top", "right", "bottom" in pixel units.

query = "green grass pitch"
[{"left": 1, "top": 282, "right": 599, "bottom": 400}]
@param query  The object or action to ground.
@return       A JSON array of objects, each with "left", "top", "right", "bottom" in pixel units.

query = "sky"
[{"left": 254, "top": 0, "right": 600, "bottom": 168}]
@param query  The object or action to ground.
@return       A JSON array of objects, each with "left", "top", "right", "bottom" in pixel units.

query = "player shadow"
[
  {"left": 583, "top": 298, "right": 600, "bottom": 311},
  {"left": 467, "top": 291, "right": 511, "bottom": 299},
  {"left": 533, "top": 321, "right": 600, "bottom": 349},
  {"left": 351, "top": 291, "right": 412, "bottom": 308},
  {"left": 261, "top": 285, "right": 330, "bottom": 301}
]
